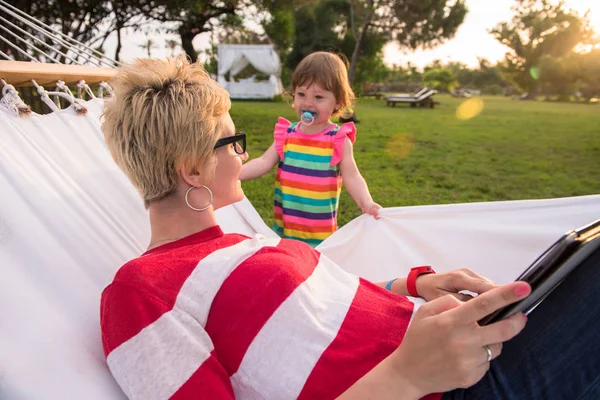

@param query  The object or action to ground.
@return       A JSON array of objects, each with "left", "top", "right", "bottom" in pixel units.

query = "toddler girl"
[{"left": 240, "top": 51, "right": 380, "bottom": 247}]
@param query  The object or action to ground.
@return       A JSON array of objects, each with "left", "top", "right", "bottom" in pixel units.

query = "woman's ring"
[{"left": 484, "top": 345, "right": 493, "bottom": 363}]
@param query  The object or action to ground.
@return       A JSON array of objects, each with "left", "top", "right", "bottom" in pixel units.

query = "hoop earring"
[{"left": 185, "top": 185, "right": 213, "bottom": 211}]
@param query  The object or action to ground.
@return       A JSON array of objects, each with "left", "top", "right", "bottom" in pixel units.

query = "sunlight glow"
[
  {"left": 385, "top": 134, "right": 415, "bottom": 160},
  {"left": 382, "top": 0, "right": 600, "bottom": 69},
  {"left": 578, "top": 2, "right": 600, "bottom": 32},
  {"left": 456, "top": 98, "right": 484, "bottom": 121}
]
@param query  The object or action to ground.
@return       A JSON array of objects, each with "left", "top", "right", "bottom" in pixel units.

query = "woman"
[{"left": 100, "top": 56, "right": 600, "bottom": 400}]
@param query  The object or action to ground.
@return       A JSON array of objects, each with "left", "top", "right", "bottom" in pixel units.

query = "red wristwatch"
[{"left": 407, "top": 266, "right": 436, "bottom": 297}]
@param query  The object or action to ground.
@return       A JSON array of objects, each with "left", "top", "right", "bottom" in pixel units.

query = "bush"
[
  {"left": 422, "top": 68, "right": 458, "bottom": 92},
  {"left": 484, "top": 84, "right": 503, "bottom": 95},
  {"left": 386, "top": 82, "right": 423, "bottom": 93}
]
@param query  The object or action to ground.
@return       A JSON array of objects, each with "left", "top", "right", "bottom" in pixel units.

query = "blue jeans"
[{"left": 443, "top": 245, "right": 600, "bottom": 399}]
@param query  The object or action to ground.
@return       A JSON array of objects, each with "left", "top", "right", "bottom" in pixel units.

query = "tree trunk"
[
  {"left": 114, "top": 26, "right": 122, "bottom": 62},
  {"left": 179, "top": 26, "right": 197, "bottom": 62},
  {"left": 348, "top": 11, "right": 373, "bottom": 85}
]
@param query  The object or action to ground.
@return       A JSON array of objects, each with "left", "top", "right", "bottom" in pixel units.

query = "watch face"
[{"left": 412, "top": 266, "right": 434, "bottom": 274}]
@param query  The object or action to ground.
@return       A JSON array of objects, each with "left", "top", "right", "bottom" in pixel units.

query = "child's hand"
[{"left": 361, "top": 201, "right": 382, "bottom": 219}]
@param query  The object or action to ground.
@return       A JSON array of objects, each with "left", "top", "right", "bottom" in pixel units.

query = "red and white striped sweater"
[{"left": 100, "top": 226, "right": 440, "bottom": 400}]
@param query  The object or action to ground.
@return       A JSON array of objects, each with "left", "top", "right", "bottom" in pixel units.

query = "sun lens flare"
[
  {"left": 529, "top": 67, "right": 540, "bottom": 80},
  {"left": 385, "top": 134, "right": 415, "bottom": 159},
  {"left": 456, "top": 97, "right": 484, "bottom": 121}
]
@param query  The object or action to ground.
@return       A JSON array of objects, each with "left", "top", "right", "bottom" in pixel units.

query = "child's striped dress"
[{"left": 273, "top": 117, "right": 356, "bottom": 247}]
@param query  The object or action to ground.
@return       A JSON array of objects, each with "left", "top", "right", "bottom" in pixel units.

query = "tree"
[
  {"left": 472, "top": 59, "right": 503, "bottom": 89},
  {"left": 446, "top": 61, "right": 475, "bottom": 87},
  {"left": 537, "top": 55, "right": 577, "bottom": 101},
  {"left": 286, "top": 0, "right": 390, "bottom": 90},
  {"left": 346, "top": 0, "right": 467, "bottom": 83},
  {"left": 422, "top": 67, "right": 457, "bottom": 92},
  {"left": 1, "top": 0, "right": 115, "bottom": 64},
  {"left": 130, "top": 1, "right": 235, "bottom": 62},
  {"left": 286, "top": 1, "right": 350, "bottom": 69},
  {"left": 108, "top": 0, "right": 142, "bottom": 62},
  {"left": 286, "top": 0, "right": 466, "bottom": 86},
  {"left": 261, "top": 9, "right": 295, "bottom": 54},
  {"left": 573, "top": 49, "right": 600, "bottom": 102},
  {"left": 490, "top": 0, "right": 594, "bottom": 98},
  {"left": 422, "top": 58, "right": 506, "bottom": 93},
  {"left": 138, "top": 38, "right": 157, "bottom": 57},
  {"left": 423, "top": 59, "right": 444, "bottom": 72},
  {"left": 133, "top": 1, "right": 311, "bottom": 62},
  {"left": 405, "top": 62, "right": 422, "bottom": 83},
  {"left": 165, "top": 39, "right": 180, "bottom": 57}
]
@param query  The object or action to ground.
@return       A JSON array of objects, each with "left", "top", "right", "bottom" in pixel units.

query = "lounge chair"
[
  {"left": 385, "top": 88, "right": 439, "bottom": 108},
  {"left": 386, "top": 87, "right": 429, "bottom": 99}
]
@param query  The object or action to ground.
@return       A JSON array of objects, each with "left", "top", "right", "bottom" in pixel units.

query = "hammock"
[{"left": 1, "top": 10, "right": 599, "bottom": 397}]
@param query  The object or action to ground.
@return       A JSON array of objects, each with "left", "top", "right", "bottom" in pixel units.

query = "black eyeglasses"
[{"left": 213, "top": 132, "right": 246, "bottom": 154}]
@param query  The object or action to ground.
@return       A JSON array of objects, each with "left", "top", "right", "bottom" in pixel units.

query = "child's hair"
[{"left": 291, "top": 51, "right": 355, "bottom": 117}]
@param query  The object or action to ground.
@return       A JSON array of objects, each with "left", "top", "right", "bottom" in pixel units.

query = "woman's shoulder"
[
  {"left": 215, "top": 238, "right": 321, "bottom": 294},
  {"left": 106, "top": 234, "right": 316, "bottom": 294},
  {"left": 108, "top": 232, "right": 250, "bottom": 290},
  {"left": 207, "top": 236, "right": 320, "bottom": 280}
]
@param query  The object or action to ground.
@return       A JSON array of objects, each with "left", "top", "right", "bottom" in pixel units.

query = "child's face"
[{"left": 293, "top": 83, "right": 339, "bottom": 125}]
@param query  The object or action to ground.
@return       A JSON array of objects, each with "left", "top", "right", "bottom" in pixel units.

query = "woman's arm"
[
  {"left": 101, "top": 283, "right": 235, "bottom": 399},
  {"left": 240, "top": 142, "right": 279, "bottom": 181},
  {"left": 336, "top": 355, "right": 422, "bottom": 400},
  {"left": 377, "top": 269, "right": 497, "bottom": 301},
  {"left": 338, "top": 282, "right": 530, "bottom": 399},
  {"left": 339, "top": 138, "right": 381, "bottom": 218},
  {"left": 375, "top": 278, "right": 410, "bottom": 296}
]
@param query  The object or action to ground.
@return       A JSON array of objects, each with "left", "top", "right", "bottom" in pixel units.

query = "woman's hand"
[
  {"left": 391, "top": 282, "right": 530, "bottom": 397},
  {"left": 338, "top": 282, "right": 530, "bottom": 399},
  {"left": 416, "top": 269, "right": 497, "bottom": 302},
  {"left": 361, "top": 201, "right": 382, "bottom": 219}
]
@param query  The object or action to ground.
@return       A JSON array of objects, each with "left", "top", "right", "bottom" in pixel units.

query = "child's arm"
[
  {"left": 240, "top": 142, "right": 280, "bottom": 181},
  {"left": 339, "top": 138, "right": 381, "bottom": 218}
]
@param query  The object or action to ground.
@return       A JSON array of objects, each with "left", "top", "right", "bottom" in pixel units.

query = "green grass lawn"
[{"left": 230, "top": 95, "right": 600, "bottom": 228}]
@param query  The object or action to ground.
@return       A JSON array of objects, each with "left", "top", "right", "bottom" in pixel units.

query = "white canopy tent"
[{"left": 217, "top": 44, "right": 283, "bottom": 99}]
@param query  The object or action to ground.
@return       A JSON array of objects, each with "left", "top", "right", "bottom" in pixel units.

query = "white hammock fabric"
[
  {"left": 0, "top": 98, "right": 599, "bottom": 399},
  {"left": 318, "top": 197, "right": 600, "bottom": 284}
]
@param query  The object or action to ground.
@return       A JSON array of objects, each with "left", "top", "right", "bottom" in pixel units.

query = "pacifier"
[{"left": 301, "top": 110, "right": 317, "bottom": 126}]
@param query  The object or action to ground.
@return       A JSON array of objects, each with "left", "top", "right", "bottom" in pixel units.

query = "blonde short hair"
[
  {"left": 102, "top": 56, "right": 231, "bottom": 207},
  {"left": 291, "top": 51, "right": 355, "bottom": 116}
]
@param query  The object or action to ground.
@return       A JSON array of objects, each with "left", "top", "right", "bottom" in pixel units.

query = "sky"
[
  {"left": 383, "top": 0, "right": 600, "bottom": 68},
  {"left": 104, "top": 0, "right": 600, "bottom": 69}
]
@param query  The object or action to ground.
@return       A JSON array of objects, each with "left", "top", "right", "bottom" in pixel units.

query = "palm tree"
[
  {"left": 165, "top": 39, "right": 180, "bottom": 57},
  {"left": 138, "top": 39, "right": 157, "bottom": 58}
]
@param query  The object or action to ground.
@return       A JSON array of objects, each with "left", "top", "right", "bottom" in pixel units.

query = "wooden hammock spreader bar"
[{"left": 0, "top": 60, "right": 116, "bottom": 87}]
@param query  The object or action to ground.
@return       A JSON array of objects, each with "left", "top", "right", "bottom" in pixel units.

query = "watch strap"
[{"left": 407, "top": 266, "right": 435, "bottom": 297}]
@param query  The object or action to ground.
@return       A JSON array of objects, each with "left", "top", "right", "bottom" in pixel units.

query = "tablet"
[{"left": 479, "top": 218, "right": 600, "bottom": 326}]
